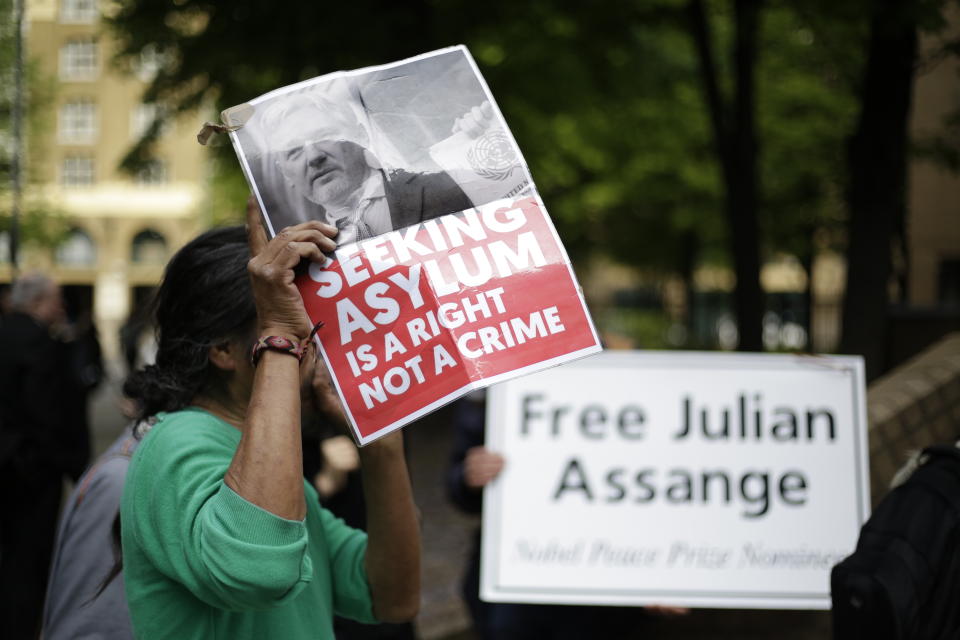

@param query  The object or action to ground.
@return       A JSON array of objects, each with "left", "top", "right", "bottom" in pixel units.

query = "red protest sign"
[
  {"left": 226, "top": 47, "right": 602, "bottom": 443},
  {"left": 298, "top": 196, "right": 600, "bottom": 443}
]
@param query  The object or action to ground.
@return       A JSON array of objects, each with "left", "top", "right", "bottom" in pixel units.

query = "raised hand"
[
  {"left": 452, "top": 100, "right": 494, "bottom": 139},
  {"left": 245, "top": 195, "right": 337, "bottom": 340},
  {"left": 463, "top": 446, "right": 505, "bottom": 489}
]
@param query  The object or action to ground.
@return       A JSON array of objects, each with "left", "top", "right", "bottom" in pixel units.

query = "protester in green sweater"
[{"left": 119, "top": 199, "right": 420, "bottom": 639}]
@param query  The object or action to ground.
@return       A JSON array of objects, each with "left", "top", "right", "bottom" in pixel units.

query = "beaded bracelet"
[{"left": 249, "top": 321, "right": 325, "bottom": 367}]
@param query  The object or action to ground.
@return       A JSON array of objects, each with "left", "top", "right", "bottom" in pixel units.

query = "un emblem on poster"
[{"left": 468, "top": 129, "right": 517, "bottom": 181}]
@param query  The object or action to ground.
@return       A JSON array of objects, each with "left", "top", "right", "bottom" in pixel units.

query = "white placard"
[{"left": 481, "top": 350, "right": 869, "bottom": 609}]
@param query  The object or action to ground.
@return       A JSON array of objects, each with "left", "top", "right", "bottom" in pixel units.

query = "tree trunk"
[
  {"left": 840, "top": 1, "right": 917, "bottom": 380},
  {"left": 688, "top": 0, "right": 765, "bottom": 351},
  {"left": 679, "top": 229, "right": 700, "bottom": 345},
  {"left": 800, "top": 224, "right": 815, "bottom": 352},
  {"left": 728, "top": 0, "right": 764, "bottom": 351}
]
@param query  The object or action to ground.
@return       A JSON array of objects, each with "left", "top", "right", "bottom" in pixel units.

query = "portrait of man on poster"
[
  {"left": 255, "top": 92, "right": 499, "bottom": 244},
  {"left": 233, "top": 49, "right": 529, "bottom": 245}
]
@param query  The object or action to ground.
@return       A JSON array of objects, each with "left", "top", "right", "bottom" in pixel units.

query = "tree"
[
  {"left": 107, "top": 0, "right": 878, "bottom": 352},
  {"left": 758, "top": 2, "right": 865, "bottom": 344},
  {"left": 839, "top": 1, "right": 917, "bottom": 379},
  {"left": 0, "top": 0, "right": 65, "bottom": 259},
  {"left": 107, "top": 0, "right": 730, "bottom": 275},
  {"left": 686, "top": 0, "right": 764, "bottom": 350},
  {"left": 838, "top": 0, "right": 959, "bottom": 379}
]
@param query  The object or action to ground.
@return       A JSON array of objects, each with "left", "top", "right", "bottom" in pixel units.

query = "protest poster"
[
  {"left": 481, "top": 351, "right": 870, "bottom": 609},
  {"left": 224, "top": 46, "right": 601, "bottom": 444}
]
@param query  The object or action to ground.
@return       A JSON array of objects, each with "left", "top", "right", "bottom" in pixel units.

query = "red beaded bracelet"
[
  {"left": 250, "top": 335, "right": 306, "bottom": 366},
  {"left": 249, "top": 321, "right": 325, "bottom": 366}
]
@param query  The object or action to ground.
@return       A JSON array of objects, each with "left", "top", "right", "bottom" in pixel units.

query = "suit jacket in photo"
[{"left": 382, "top": 168, "right": 474, "bottom": 230}]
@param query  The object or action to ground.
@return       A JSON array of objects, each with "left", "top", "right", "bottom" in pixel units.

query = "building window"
[
  {"left": 59, "top": 39, "right": 98, "bottom": 81},
  {"left": 56, "top": 228, "right": 97, "bottom": 266},
  {"left": 61, "top": 156, "right": 95, "bottom": 187},
  {"left": 59, "top": 99, "right": 97, "bottom": 144},
  {"left": 60, "top": 0, "right": 98, "bottom": 23},
  {"left": 131, "top": 229, "right": 168, "bottom": 264},
  {"left": 136, "top": 159, "right": 168, "bottom": 185}
]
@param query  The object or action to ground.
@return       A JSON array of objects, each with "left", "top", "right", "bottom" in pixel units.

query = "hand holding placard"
[
  {"left": 245, "top": 196, "right": 337, "bottom": 341},
  {"left": 464, "top": 446, "right": 505, "bottom": 490},
  {"left": 227, "top": 47, "right": 600, "bottom": 445}
]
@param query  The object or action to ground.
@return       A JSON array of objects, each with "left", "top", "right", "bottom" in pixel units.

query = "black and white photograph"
[{"left": 229, "top": 46, "right": 531, "bottom": 243}]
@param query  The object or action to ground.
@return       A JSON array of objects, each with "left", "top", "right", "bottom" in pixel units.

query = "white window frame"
[
  {"left": 55, "top": 228, "right": 98, "bottom": 267},
  {"left": 59, "top": 99, "right": 98, "bottom": 144},
  {"left": 59, "top": 40, "right": 98, "bottom": 81},
  {"left": 61, "top": 156, "right": 95, "bottom": 187},
  {"left": 59, "top": 0, "right": 98, "bottom": 24},
  {"left": 131, "top": 229, "right": 169, "bottom": 264}
]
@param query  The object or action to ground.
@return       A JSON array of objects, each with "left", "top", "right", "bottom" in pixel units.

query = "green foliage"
[
  {"left": 0, "top": 205, "right": 70, "bottom": 247},
  {"left": 605, "top": 307, "right": 675, "bottom": 349},
  {"left": 104, "top": 0, "right": 950, "bottom": 281},
  {"left": 756, "top": 3, "right": 865, "bottom": 258},
  {"left": 207, "top": 155, "right": 251, "bottom": 226},
  {"left": 911, "top": 0, "right": 960, "bottom": 174},
  {"left": 0, "top": 0, "right": 64, "bottom": 250}
]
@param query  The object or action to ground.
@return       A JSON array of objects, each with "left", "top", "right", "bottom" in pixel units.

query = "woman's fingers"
[
  {"left": 252, "top": 241, "right": 326, "bottom": 283},
  {"left": 286, "top": 219, "right": 337, "bottom": 238},
  {"left": 248, "top": 204, "right": 337, "bottom": 261},
  {"left": 255, "top": 227, "right": 336, "bottom": 265},
  {"left": 284, "top": 228, "right": 336, "bottom": 254},
  {"left": 246, "top": 195, "right": 269, "bottom": 257},
  {"left": 275, "top": 241, "right": 326, "bottom": 273}
]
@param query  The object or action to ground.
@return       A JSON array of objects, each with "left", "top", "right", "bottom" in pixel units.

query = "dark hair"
[
  {"left": 123, "top": 226, "right": 257, "bottom": 422},
  {"left": 98, "top": 226, "right": 256, "bottom": 598}
]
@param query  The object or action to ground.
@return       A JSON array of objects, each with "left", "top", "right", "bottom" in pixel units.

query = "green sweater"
[{"left": 120, "top": 408, "right": 376, "bottom": 639}]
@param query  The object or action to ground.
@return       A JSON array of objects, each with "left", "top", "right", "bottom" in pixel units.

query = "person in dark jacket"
[
  {"left": 0, "top": 272, "right": 80, "bottom": 639},
  {"left": 42, "top": 427, "right": 139, "bottom": 640},
  {"left": 447, "top": 393, "right": 688, "bottom": 639}
]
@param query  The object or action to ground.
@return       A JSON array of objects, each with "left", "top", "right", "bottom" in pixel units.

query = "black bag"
[{"left": 831, "top": 444, "right": 960, "bottom": 640}]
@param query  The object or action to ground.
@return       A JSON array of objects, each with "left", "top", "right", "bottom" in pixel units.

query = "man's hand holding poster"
[{"left": 225, "top": 46, "right": 600, "bottom": 443}]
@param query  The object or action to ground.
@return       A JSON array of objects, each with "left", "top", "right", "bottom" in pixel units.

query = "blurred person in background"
[
  {"left": 119, "top": 303, "right": 158, "bottom": 420},
  {"left": 0, "top": 272, "right": 85, "bottom": 639},
  {"left": 42, "top": 425, "right": 139, "bottom": 640},
  {"left": 60, "top": 296, "right": 105, "bottom": 485},
  {"left": 117, "top": 205, "right": 420, "bottom": 639},
  {"left": 0, "top": 284, "right": 12, "bottom": 323}
]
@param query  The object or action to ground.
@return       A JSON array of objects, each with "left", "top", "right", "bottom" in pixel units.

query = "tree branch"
[{"left": 687, "top": 0, "right": 731, "bottom": 174}]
